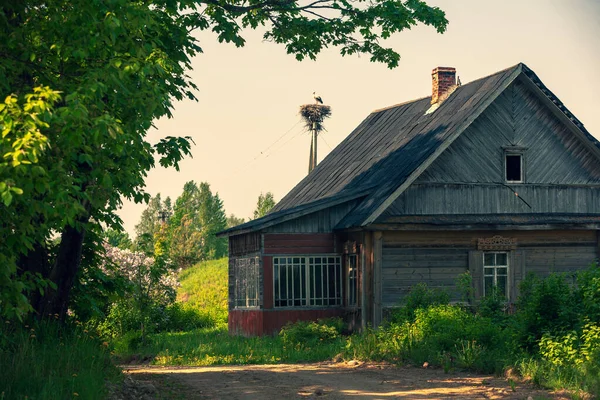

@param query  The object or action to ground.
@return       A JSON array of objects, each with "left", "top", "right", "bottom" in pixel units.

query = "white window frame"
[
  {"left": 483, "top": 251, "right": 509, "bottom": 297},
  {"left": 233, "top": 256, "right": 260, "bottom": 308},
  {"left": 273, "top": 255, "right": 342, "bottom": 308}
]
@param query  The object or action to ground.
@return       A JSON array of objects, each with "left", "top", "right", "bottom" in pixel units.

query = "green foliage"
[
  {"left": 253, "top": 192, "right": 276, "bottom": 219},
  {"left": 227, "top": 214, "right": 245, "bottom": 228},
  {"left": 1, "top": 0, "right": 447, "bottom": 321},
  {"left": 168, "top": 181, "right": 227, "bottom": 268},
  {"left": 279, "top": 318, "right": 343, "bottom": 348},
  {"left": 477, "top": 286, "right": 508, "bottom": 324},
  {"left": 103, "top": 228, "right": 133, "bottom": 250},
  {"left": 456, "top": 271, "right": 475, "bottom": 304},
  {"left": 513, "top": 272, "right": 579, "bottom": 351},
  {"left": 388, "top": 282, "right": 450, "bottom": 323},
  {"left": 134, "top": 193, "right": 172, "bottom": 254},
  {"left": 177, "top": 258, "right": 228, "bottom": 325},
  {"left": 0, "top": 319, "right": 120, "bottom": 400}
]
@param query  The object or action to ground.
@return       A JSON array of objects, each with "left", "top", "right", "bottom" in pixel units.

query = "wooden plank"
[
  {"left": 468, "top": 250, "right": 483, "bottom": 299},
  {"left": 373, "top": 231, "right": 383, "bottom": 328}
]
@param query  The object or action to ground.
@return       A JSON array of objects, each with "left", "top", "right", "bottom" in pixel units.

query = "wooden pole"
[
  {"left": 312, "top": 121, "right": 318, "bottom": 171},
  {"left": 308, "top": 135, "right": 314, "bottom": 173}
]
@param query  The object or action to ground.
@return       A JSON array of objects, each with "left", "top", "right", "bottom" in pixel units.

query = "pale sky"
[{"left": 118, "top": 0, "right": 600, "bottom": 236}]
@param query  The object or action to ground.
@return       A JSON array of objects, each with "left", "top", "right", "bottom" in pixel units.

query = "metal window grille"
[
  {"left": 274, "top": 256, "right": 342, "bottom": 307},
  {"left": 234, "top": 257, "right": 260, "bottom": 308},
  {"left": 483, "top": 252, "right": 508, "bottom": 297}
]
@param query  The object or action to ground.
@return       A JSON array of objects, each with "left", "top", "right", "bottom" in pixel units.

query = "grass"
[
  {"left": 177, "top": 258, "right": 228, "bottom": 325},
  {"left": 0, "top": 319, "right": 121, "bottom": 400},
  {"left": 114, "top": 323, "right": 345, "bottom": 366}
]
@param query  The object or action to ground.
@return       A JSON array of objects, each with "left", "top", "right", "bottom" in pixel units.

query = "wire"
[
  {"left": 500, "top": 183, "right": 532, "bottom": 209},
  {"left": 232, "top": 119, "right": 303, "bottom": 173},
  {"left": 320, "top": 134, "right": 332, "bottom": 150}
]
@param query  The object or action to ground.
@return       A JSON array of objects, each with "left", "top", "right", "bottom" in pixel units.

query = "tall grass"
[
  {"left": 177, "top": 258, "right": 228, "bottom": 325},
  {"left": 0, "top": 319, "right": 121, "bottom": 400}
]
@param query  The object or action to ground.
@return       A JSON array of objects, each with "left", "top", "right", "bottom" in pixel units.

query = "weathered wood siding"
[
  {"left": 229, "top": 233, "right": 261, "bottom": 256},
  {"left": 389, "top": 183, "right": 600, "bottom": 215},
  {"left": 380, "top": 230, "right": 598, "bottom": 308},
  {"left": 264, "top": 200, "right": 359, "bottom": 233},
  {"left": 416, "top": 80, "right": 600, "bottom": 185},
  {"left": 263, "top": 233, "right": 335, "bottom": 254},
  {"left": 384, "top": 80, "right": 600, "bottom": 217}
]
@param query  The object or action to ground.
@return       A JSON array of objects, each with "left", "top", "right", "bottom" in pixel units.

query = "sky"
[{"left": 118, "top": 0, "right": 600, "bottom": 236}]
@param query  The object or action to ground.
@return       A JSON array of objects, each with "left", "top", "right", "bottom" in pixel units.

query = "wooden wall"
[
  {"left": 380, "top": 230, "right": 598, "bottom": 308},
  {"left": 388, "top": 183, "right": 600, "bottom": 215},
  {"left": 415, "top": 80, "right": 600, "bottom": 185},
  {"left": 263, "top": 233, "right": 335, "bottom": 254},
  {"left": 384, "top": 80, "right": 600, "bottom": 218},
  {"left": 263, "top": 200, "right": 360, "bottom": 233}
]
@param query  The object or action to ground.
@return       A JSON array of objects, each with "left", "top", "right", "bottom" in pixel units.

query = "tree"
[
  {"left": 103, "top": 228, "right": 133, "bottom": 250},
  {"left": 134, "top": 194, "right": 172, "bottom": 254},
  {"left": 0, "top": 0, "right": 447, "bottom": 321},
  {"left": 168, "top": 181, "right": 227, "bottom": 268},
  {"left": 254, "top": 192, "right": 276, "bottom": 219},
  {"left": 227, "top": 214, "right": 245, "bottom": 228}
]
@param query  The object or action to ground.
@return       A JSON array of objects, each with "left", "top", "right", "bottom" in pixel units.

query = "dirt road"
[{"left": 125, "top": 362, "right": 569, "bottom": 399}]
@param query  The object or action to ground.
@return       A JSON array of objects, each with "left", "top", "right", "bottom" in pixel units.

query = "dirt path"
[{"left": 125, "top": 362, "right": 569, "bottom": 399}]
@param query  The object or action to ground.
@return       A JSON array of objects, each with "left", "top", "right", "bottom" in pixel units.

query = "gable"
[
  {"left": 382, "top": 79, "right": 600, "bottom": 217},
  {"left": 415, "top": 79, "right": 600, "bottom": 185}
]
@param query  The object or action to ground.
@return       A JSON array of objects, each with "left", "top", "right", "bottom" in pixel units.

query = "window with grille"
[
  {"left": 483, "top": 252, "right": 508, "bottom": 297},
  {"left": 273, "top": 256, "right": 342, "bottom": 307},
  {"left": 234, "top": 256, "right": 260, "bottom": 308}
]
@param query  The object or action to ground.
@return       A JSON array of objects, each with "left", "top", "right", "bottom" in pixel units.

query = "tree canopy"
[
  {"left": 0, "top": 0, "right": 447, "bottom": 320},
  {"left": 254, "top": 192, "right": 276, "bottom": 219}
]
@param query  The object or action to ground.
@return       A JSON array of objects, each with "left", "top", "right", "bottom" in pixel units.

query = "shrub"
[
  {"left": 388, "top": 283, "right": 450, "bottom": 323},
  {"left": 513, "top": 272, "right": 579, "bottom": 351},
  {"left": 279, "top": 318, "right": 343, "bottom": 348}
]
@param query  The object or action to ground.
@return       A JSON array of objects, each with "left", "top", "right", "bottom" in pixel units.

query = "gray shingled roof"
[{"left": 218, "top": 63, "right": 600, "bottom": 237}]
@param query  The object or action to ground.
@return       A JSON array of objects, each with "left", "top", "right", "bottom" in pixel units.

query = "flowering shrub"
[{"left": 97, "top": 243, "right": 180, "bottom": 338}]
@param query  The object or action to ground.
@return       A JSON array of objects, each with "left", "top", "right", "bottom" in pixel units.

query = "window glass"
[
  {"left": 273, "top": 256, "right": 342, "bottom": 308},
  {"left": 483, "top": 252, "right": 509, "bottom": 298},
  {"left": 506, "top": 154, "right": 522, "bottom": 182}
]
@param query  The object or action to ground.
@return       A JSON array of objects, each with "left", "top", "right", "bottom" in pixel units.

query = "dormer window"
[{"left": 504, "top": 147, "right": 526, "bottom": 183}]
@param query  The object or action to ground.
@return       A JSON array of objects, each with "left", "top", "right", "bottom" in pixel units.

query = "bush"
[
  {"left": 513, "top": 272, "right": 580, "bottom": 351},
  {"left": 279, "top": 318, "right": 343, "bottom": 348},
  {"left": 388, "top": 283, "right": 450, "bottom": 323}
]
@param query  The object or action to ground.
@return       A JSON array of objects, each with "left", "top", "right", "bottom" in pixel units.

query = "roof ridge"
[{"left": 370, "top": 64, "right": 522, "bottom": 115}]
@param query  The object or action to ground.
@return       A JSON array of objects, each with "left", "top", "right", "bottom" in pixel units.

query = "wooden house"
[{"left": 218, "top": 63, "right": 600, "bottom": 336}]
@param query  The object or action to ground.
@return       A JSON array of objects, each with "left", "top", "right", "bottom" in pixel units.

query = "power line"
[{"left": 232, "top": 119, "right": 303, "bottom": 173}]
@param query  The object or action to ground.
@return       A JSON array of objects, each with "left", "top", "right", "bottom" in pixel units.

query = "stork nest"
[{"left": 299, "top": 104, "right": 332, "bottom": 133}]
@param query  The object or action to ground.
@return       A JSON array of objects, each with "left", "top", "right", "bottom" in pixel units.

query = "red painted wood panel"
[
  {"left": 229, "top": 308, "right": 344, "bottom": 336},
  {"left": 263, "top": 309, "right": 344, "bottom": 335},
  {"left": 263, "top": 233, "right": 334, "bottom": 254},
  {"left": 229, "top": 310, "right": 264, "bottom": 336},
  {"left": 263, "top": 257, "right": 273, "bottom": 309}
]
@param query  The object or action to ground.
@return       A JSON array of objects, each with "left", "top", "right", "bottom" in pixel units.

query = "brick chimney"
[{"left": 431, "top": 67, "right": 456, "bottom": 104}]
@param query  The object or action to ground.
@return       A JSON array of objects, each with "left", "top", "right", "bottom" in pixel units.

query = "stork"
[{"left": 313, "top": 91, "right": 323, "bottom": 104}]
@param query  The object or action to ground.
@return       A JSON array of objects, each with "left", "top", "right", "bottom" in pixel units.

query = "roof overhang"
[{"left": 216, "top": 188, "right": 371, "bottom": 237}]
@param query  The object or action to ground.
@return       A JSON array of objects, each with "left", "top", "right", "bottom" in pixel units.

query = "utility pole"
[{"left": 300, "top": 102, "right": 331, "bottom": 174}]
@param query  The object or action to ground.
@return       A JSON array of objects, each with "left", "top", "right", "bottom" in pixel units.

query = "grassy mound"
[{"left": 177, "top": 258, "right": 228, "bottom": 325}]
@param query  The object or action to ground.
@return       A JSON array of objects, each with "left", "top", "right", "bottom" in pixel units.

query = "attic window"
[{"left": 505, "top": 154, "right": 522, "bottom": 183}]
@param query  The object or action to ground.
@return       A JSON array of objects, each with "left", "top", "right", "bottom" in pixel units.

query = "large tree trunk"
[
  {"left": 17, "top": 242, "right": 51, "bottom": 314},
  {"left": 37, "top": 222, "right": 88, "bottom": 320}
]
